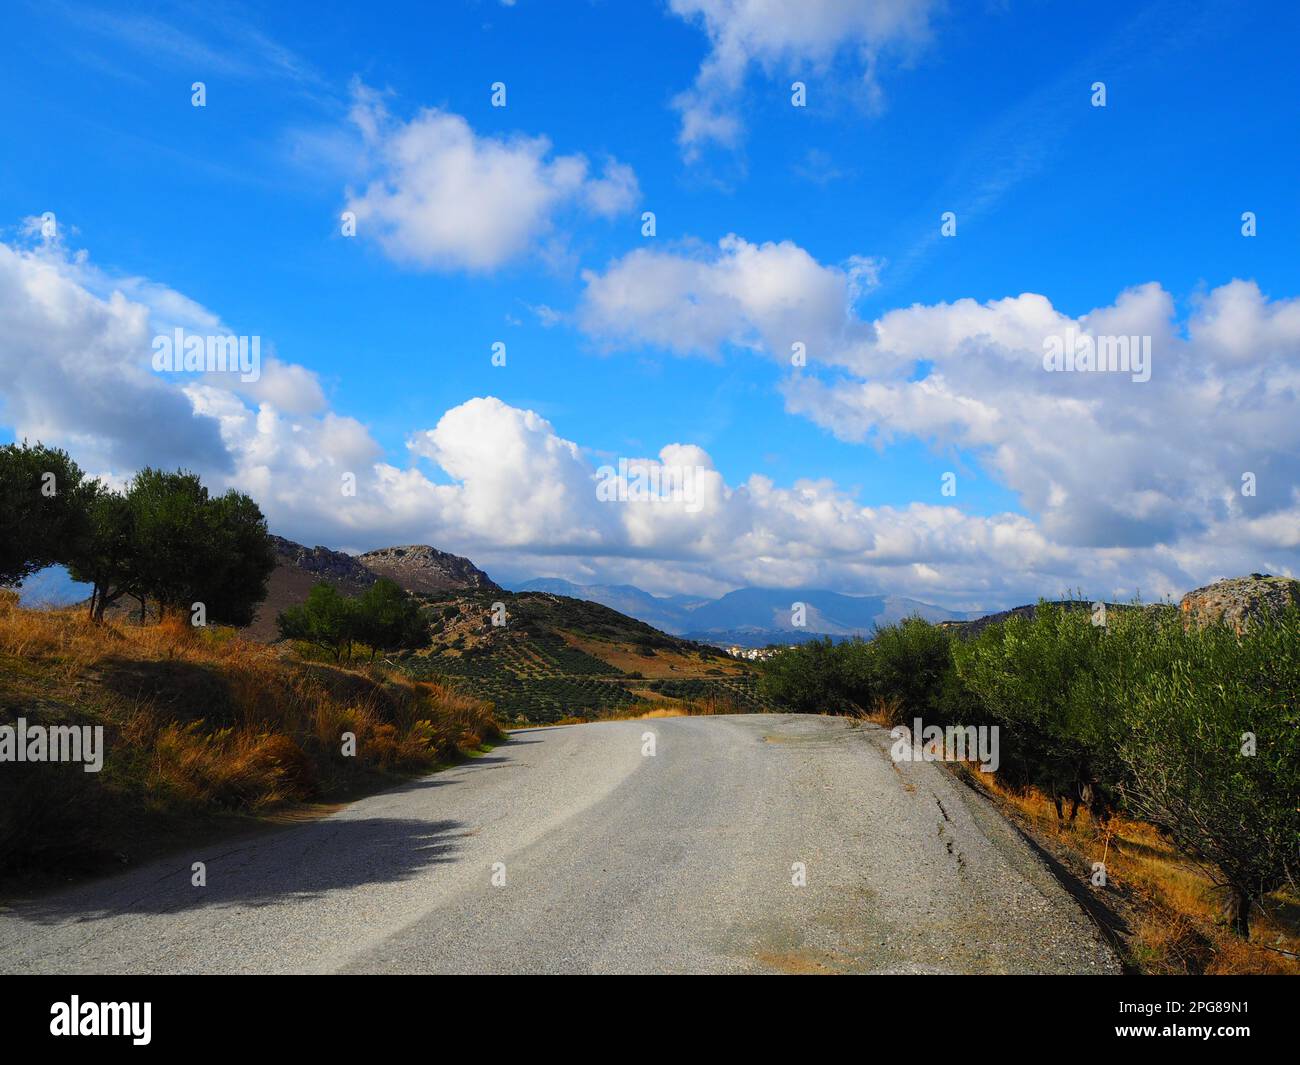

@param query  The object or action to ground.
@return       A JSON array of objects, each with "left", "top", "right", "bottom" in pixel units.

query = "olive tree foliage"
[
  {"left": 0, "top": 441, "right": 96, "bottom": 586},
  {"left": 757, "top": 619, "right": 969, "bottom": 722},
  {"left": 120, "top": 469, "right": 275, "bottom": 624},
  {"left": 953, "top": 604, "right": 1134, "bottom": 818},
  {"left": 1117, "top": 609, "right": 1300, "bottom": 938},
  {"left": 277, "top": 582, "right": 359, "bottom": 661},
  {"left": 757, "top": 637, "right": 864, "bottom": 714},
  {"left": 1, "top": 444, "right": 275, "bottom": 627},
  {"left": 864, "top": 617, "right": 967, "bottom": 725},
  {"left": 353, "top": 578, "right": 430, "bottom": 658},
  {"left": 277, "top": 579, "right": 429, "bottom": 662}
]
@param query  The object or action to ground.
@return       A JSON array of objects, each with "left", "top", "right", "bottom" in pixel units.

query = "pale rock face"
[
  {"left": 357, "top": 545, "right": 500, "bottom": 595},
  {"left": 271, "top": 536, "right": 377, "bottom": 590},
  {"left": 1178, "top": 574, "right": 1300, "bottom": 633}
]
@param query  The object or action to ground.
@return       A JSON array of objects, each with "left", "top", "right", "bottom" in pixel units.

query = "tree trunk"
[
  {"left": 1220, "top": 886, "right": 1252, "bottom": 938},
  {"left": 93, "top": 585, "right": 129, "bottom": 623}
]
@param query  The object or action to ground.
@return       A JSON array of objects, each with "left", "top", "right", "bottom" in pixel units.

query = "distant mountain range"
[
  {"left": 513, "top": 578, "right": 977, "bottom": 646},
  {"left": 13, "top": 538, "right": 975, "bottom": 648},
  {"left": 17, "top": 535, "right": 1289, "bottom": 655}
]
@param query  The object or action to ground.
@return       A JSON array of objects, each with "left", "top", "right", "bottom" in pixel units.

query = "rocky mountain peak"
[
  {"left": 357, "top": 544, "right": 500, "bottom": 595},
  {"left": 270, "top": 535, "right": 377, "bottom": 590}
]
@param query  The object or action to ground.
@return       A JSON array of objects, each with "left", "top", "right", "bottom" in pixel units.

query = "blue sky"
[{"left": 2, "top": 0, "right": 1298, "bottom": 608}]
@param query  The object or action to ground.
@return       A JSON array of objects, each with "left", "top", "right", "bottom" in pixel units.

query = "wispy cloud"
[
  {"left": 877, "top": 0, "right": 1221, "bottom": 294},
  {"left": 47, "top": 0, "right": 331, "bottom": 94}
]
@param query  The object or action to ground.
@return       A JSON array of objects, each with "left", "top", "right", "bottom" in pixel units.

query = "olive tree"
[
  {"left": 0, "top": 441, "right": 96, "bottom": 586},
  {"left": 1118, "top": 610, "right": 1300, "bottom": 937}
]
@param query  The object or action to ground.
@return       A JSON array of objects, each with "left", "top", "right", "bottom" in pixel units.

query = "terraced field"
[
  {"left": 643, "top": 676, "right": 766, "bottom": 709},
  {"left": 401, "top": 663, "right": 640, "bottom": 723}
]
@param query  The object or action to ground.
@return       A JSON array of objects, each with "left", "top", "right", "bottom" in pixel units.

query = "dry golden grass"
[
  {"left": 0, "top": 598, "right": 501, "bottom": 881},
  {"left": 964, "top": 768, "right": 1300, "bottom": 975},
  {"left": 620, "top": 693, "right": 756, "bottom": 719},
  {"left": 856, "top": 695, "right": 906, "bottom": 728}
]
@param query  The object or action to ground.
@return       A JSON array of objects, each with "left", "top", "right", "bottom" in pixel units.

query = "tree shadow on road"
[{"left": 10, "top": 816, "right": 469, "bottom": 922}]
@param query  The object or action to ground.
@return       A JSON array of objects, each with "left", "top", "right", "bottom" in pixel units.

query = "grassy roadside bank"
[{"left": 0, "top": 594, "right": 501, "bottom": 895}]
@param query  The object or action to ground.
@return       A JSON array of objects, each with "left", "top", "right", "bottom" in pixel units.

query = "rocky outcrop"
[
  {"left": 270, "top": 536, "right": 377, "bottom": 590},
  {"left": 1179, "top": 573, "right": 1300, "bottom": 632},
  {"left": 357, "top": 545, "right": 500, "bottom": 596}
]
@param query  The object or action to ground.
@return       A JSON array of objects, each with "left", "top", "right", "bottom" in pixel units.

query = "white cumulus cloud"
[
  {"left": 2, "top": 229, "right": 1296, "bottom": 611},
  {"left": 344, "top": 84, "right": 639, "bottom": 272},
  {"left": 578, "top": 234, "right": 879, "bottom": 364}
]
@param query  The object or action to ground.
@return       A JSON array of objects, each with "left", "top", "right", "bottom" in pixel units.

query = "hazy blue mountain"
[
  {"left": 513, "top": 578, "right": 693, "bottom": 632},
  {"left": 680, "top": 587, "right": 971, "bottom": 640},
  {"left": 10, "top": 565, "right": 91, "bottom": 607},
  {"left": 513, "top": 578, "right": 975, "bottom": 646}
]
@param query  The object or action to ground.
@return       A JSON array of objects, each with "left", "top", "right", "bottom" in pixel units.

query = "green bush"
[
  {"left": 278, "top": 579, "right": 429, "bottom": 662},
  {"left": 758, "top": 637, "right": 863, "bottom": 713},
  {"left": 953, "top": 606, "right": 1118, "bottom": 813},
  {"left": 864, "top": 617, "right": 967, "bottom": 724},
  {"left": 758, "top": 619, "right": 968, "bottom": 722}
]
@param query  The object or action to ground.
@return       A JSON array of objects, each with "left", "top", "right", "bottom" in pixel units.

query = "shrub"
[
  {"left": 354, "top": 579, "right": 429, "bottom": 658},
  {"left": 278, "top": 583, "right": 360, "bottom": 661},
  {"left": 864, "top": 617, "right": 968, "bottom": 724},
  {"left": 758, "top": 637, "right": 863, "bottom": 713},
  {"left": 758, "top": 620, "right": 970, "bottom": 722}
]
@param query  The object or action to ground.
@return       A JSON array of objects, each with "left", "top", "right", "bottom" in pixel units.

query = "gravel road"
[{"left": 0, "top": 714, "right": 1119, "bottom": 974}]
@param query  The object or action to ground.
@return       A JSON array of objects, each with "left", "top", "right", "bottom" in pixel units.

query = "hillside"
[
  {"left": 244, "top": 536, "right": 379, "bottom": 640},
  {"left": 397, "top": 589, "right": 768, "bottom": 724},
  {"left": 244, "top": 538, "right": 496, "bottom": 641},
  {"left": 0, "top": 592, "right": 499, "bottom": 888},
  {"left": 936, "top": 576, "right": 1299, "bottom": 638},
  {"left": 30, "top": 537, "right": 768, "bottom": 727},
  {"left": 938, "top": 599, "right": 1176, "bottom": 637},
  {"left": 515, "top": 577, "right": 703, "bottom": 633}
]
